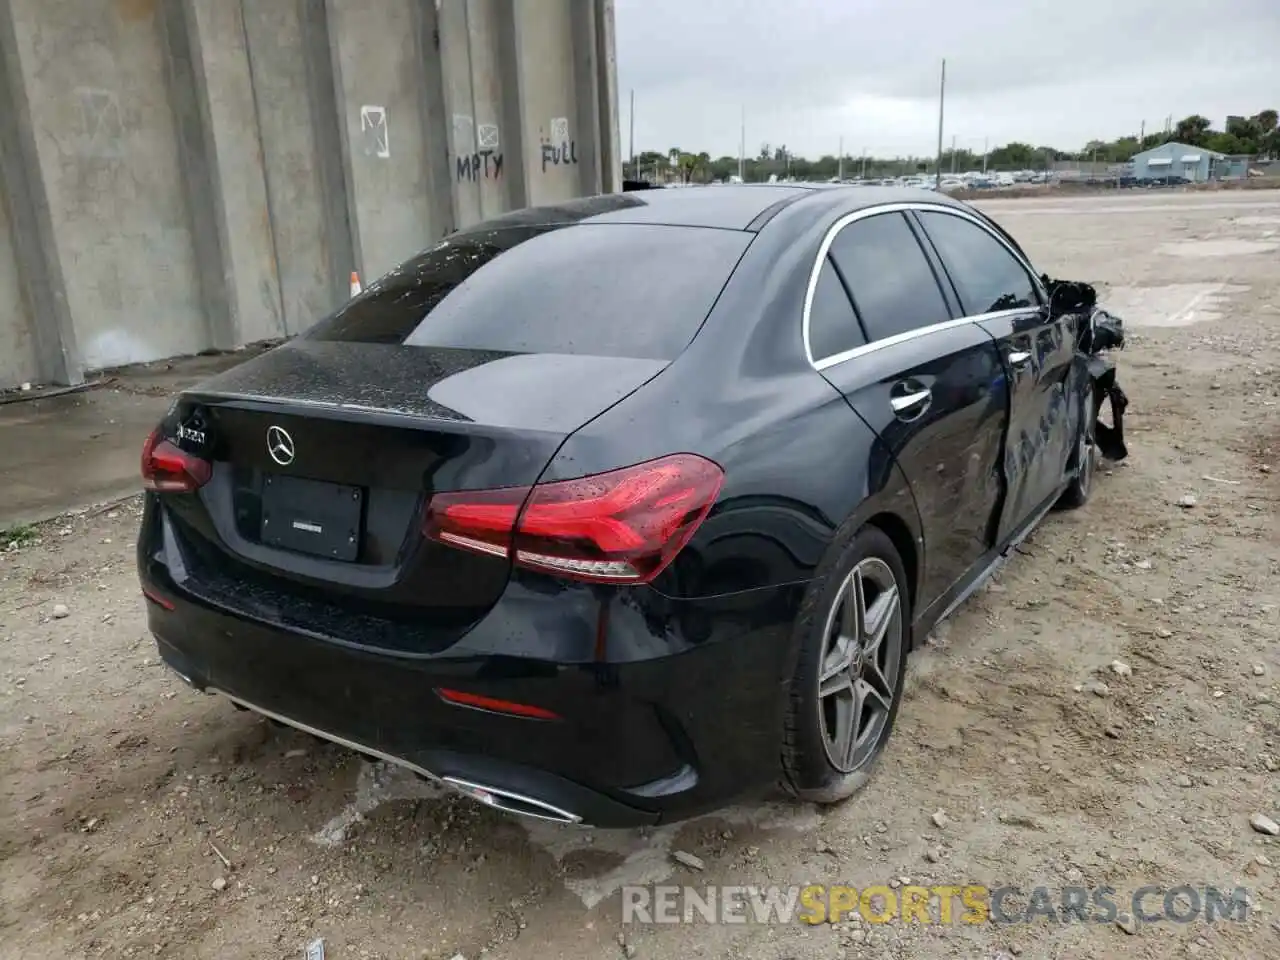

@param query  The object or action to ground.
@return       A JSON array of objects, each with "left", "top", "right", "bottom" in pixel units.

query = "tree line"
[{"left": 633, "top": 110, "right": 1279, "bottom": 183}]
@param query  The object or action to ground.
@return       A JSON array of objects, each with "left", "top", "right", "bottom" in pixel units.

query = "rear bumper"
[
  {"left": 141, "top": 508, "right": 802, "bottom": 828},
  {"left": 156, "top": 638, "right": 627, "bottom": 825}
]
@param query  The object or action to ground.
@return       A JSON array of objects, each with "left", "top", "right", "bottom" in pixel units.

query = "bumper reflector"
[{"left": 435, "top": 687, "right": 560, "bottom": 721}]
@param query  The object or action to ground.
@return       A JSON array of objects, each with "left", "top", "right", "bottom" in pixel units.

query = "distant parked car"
[{"left": 139, "top": 186, "right": 1116, "bottom": 827}]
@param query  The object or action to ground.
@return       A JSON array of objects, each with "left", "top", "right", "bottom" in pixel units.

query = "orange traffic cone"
[{"left": 349, "top": 271, "right": 362, "bottom": 297}]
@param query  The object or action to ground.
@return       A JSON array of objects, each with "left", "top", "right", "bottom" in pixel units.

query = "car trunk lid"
[{"left": 156, "top": 339, "right": 667, "bottom": 650}]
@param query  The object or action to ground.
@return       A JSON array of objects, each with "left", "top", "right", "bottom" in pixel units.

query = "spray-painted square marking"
[
  {"left": 477, "top": 123, "right": 500, "bottom": 149},
  {"left": 360, "top": 106, "right": 390, "bottom": 159},
  {"left": 550, "top": 117, "right": 570, "bottom": 142},
  {"left": 452, "top": 113, "right": 475, "bottom": 150},
  {"left": 76, "top": 87, "right": 123, "bottom": 157}
]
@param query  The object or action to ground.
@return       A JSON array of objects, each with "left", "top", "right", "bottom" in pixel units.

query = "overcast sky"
[{"left": 614, "top": 0, "right": 1280, "bottom": 159}]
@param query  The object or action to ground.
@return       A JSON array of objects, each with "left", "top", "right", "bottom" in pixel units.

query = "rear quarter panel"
[{"left": 541, "top": 205, "right": 925, "bottom": 608}]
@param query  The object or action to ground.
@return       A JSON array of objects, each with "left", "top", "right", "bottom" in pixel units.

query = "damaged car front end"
[{"left": 1044, "top": 275, "right": 1129, "bottom": 463}]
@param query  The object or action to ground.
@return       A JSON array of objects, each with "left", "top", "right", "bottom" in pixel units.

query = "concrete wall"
[
  {"left": 0, "top": 173, "right": 36, "bottom": 387},
  {"left": 0, "top": 0, "right": 621, "bottom": 389},
  {"left": 241, "top": 0, "right": 331, "bottom": 335},
  {"left": 12, "top": 0, "right": 208, "bottom": 371}
]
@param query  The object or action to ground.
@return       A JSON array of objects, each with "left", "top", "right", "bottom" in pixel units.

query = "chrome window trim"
[
  {"left": 812, "top": 307, "right": 1032, "bottom": 372},
  {"left": 911, "top": 205, "right": 1049, "bottom": 307},
  {"left": 801, "top": 201, "right": 1046, "bottom": 370}
]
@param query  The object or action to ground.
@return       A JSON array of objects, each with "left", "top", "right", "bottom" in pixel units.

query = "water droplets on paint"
[
  {"left": 1157, "top": 239, "right": 1278, "bottom": 258},
  {"left": 1104, "top": 283, "right": 1250, "bottom": 328}
]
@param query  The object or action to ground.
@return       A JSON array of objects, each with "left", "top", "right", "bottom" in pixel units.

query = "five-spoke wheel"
[
  {"left": 783, "top": 525, "right": 909, "bottom": 804},
  {"left": 816, "top": 557, "right": 903, "bottom": 773}
]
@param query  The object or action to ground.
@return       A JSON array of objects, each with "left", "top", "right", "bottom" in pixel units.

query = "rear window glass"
[{"left": 305, "top": 223, "right": 751, "bottom": 360}]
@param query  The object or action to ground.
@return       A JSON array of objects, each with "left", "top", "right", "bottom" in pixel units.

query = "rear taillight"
[
  {"left": 424, "top": 453, "right": 724, "bottom": 584},
  {"left": 141, "top": 427, "right": 213, "bottom": 493}
]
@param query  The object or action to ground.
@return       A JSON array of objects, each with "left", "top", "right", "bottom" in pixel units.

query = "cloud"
[{"left": 616, "top": 0, "right": 1280, "bottom": 157}]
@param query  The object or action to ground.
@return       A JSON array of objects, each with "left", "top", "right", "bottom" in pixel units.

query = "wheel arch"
[
  {"left": 862, "top": 510, "right": 920, "bottom": 638},
  {"left": 816, "top": 454, "right": 925, "bottom": 651}
]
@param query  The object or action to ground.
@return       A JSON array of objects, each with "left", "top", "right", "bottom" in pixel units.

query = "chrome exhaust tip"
[{"left": 443, "top": 776, "right": 582, "bottom": 825}]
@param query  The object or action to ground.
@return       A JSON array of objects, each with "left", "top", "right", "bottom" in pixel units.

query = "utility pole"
[
  {"left": 950, "top": 134, "right": 957, "bottom": 174},
  {"left": 934, "top": 58, "right": 946, "bottom": 190},
  {"left": 628, "top": 89, "right": 635, "bottom": 180},
  {"left": 838, "top": 136, "right": 844, "bottom": 180},
  {"left": 983, "top": 136, "right": 989, "bottom": 174},
  {"left": 861, "top": 148, "right": 867, "bottom": 180},
  {"left": 1138, "top": 119, "right": 1145, "bottom": 154},
  {"left": 738, "top": 104, "right": 745, "bottom": 181}
]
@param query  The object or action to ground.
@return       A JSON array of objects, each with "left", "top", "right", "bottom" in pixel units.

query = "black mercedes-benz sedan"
[{"left": 138, "top": 185, "right": 1107, "bottom": 827}]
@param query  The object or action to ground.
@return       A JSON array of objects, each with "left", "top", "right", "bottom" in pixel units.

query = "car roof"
[
  {"left": 464, "top": 185, "right": 807, "bottom": 232},
  {"left": 783, "top": 184, "right": 972, "bottom": 218},
  {"left": 461, "top": 184, "right": 970, "bottom": 235}
]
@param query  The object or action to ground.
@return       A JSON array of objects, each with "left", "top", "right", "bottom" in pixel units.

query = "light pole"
[
  {"left": 934, "top": 58, "right": 946, "bottom": 190},
  {"left": 738, "top": 104, "right": 745, "bottom": 181}
]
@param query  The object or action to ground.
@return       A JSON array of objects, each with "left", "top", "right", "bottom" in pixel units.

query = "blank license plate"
[{"left": 260, "top": 474, "right": 363, "bottom": 562}]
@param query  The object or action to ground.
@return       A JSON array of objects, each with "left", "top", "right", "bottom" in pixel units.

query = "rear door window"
[
  {"left": 916, "top": 211, "right": 1042, "bottom": 316},
  {"left": 826, "top": 212, "right": 952, "bottom": 342},
  {"left": 305, "top": 224, "right": 751, "bottom": 360},
  {"left": 807, "top": 257, "right": 867, "bottom": 361}
]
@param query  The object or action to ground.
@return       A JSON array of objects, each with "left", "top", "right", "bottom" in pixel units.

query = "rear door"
[
  {"left": 810, "top": 210, "right": 1009, "bottom": 611},
  {"left": 912, "top": 209, "right": 1075, "bottom": 543}
]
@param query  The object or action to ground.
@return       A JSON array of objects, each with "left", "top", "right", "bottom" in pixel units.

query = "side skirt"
[{"left": 911, "top": 481, "right": 1066, "bottom": 646}]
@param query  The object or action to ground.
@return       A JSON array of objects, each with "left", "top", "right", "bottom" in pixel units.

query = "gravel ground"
[{"left": 2, "top": 191, "right": 1278, "bottom": 960}]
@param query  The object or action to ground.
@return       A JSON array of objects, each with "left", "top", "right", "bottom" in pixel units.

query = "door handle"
[
  {"left": 1009, "top": 350, "right": 1032, "bottom": 365},
  {"left": 890, "top": 388, "right": 932, "bottom": 418}
]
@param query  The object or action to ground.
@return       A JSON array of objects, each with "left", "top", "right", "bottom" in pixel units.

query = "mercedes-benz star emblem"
[{"left": 266, "top": 425, "right": 295, "bottom": 466}]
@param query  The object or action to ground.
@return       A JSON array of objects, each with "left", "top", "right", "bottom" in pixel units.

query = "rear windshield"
[{"left": 304, "top": 223, "right": 751, "bottom": 360}]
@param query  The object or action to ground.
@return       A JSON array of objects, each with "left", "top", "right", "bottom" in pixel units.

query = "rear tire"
[
  {"left": 1059, "top": 389, "right": 1097, "bottom": 510},
  {"left": 781, "top": 525, "right": 909, "bottom": 805}
]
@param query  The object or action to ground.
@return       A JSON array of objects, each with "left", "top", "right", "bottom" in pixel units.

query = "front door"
[{"left": 912, "top": 209, "right": 1075, "bottom": 543}]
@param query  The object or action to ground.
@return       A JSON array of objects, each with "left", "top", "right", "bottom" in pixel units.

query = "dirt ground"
[{"left": 2, "top": 191, "right": 1278, "bottom": 960}]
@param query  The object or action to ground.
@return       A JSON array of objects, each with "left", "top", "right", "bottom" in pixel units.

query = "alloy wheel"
[{"left": 816, "top": 557, "right": 903, "bottom": 773}]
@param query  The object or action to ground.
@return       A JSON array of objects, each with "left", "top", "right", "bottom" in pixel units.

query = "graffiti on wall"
[
  {"left": 540, "top": 116, "right": 578, "bottom": 172},
  {"left": 456, "top": 150, "right": 504, "bottom": 181},
  {"left": 449, "top": 114, "right": 582, "bottom": 179},
  {"left": 453, "top": 115, "right": 503, "bottom": 182},
  {"left": 76, "top": 87, "right": 123, "bottom": 158},
  {"left": 360, "top": 106, "right": 390, "bottom": 159}
]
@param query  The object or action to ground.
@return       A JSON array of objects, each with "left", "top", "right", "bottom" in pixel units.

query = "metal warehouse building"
[{"left": 1130, "top": 142, "right": 1226, "bottom": 181}]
